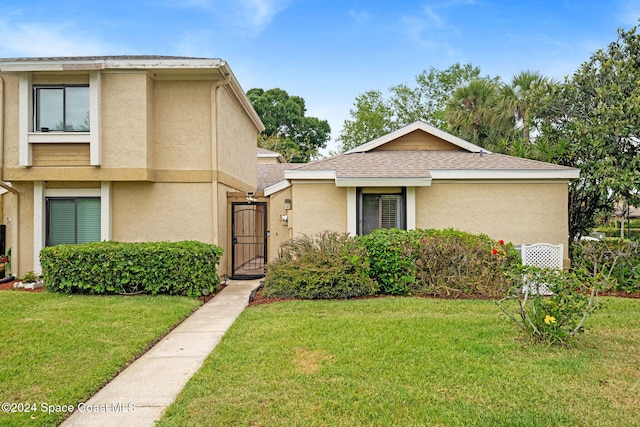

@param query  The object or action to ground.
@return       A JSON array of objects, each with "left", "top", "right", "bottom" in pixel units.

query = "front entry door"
[{"left": 231, "top": 202, "right": 267, "bottom": 279}]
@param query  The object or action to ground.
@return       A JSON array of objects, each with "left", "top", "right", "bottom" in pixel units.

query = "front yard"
[
  {"left": 159, "top": 297, "right": 640, "bottom": 427},
  {"left": 0, "top": 291, "right": 201, "bottom": 426}
]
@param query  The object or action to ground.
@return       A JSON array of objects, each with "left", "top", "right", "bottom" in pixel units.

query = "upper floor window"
[{"left": 34, "top": 85, "right": 90, "bottom": 132}]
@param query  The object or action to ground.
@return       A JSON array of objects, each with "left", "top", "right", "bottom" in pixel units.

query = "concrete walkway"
[{"left": 62, "top": 279, "right": 262, "bottom": 427}]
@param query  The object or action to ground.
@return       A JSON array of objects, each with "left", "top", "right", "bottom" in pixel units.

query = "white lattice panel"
[
  {"left": 521, "top": 243, "right": 563, "bottom": 269},
  {"left": 520, "top": 243, "right": 563, "bottom": 295}
]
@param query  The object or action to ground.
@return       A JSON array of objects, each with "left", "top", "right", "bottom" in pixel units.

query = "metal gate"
[{"left": 231, "top": 202, "right": 267, "bottom": 279}]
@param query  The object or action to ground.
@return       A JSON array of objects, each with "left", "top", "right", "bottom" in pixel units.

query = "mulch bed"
[
  {"left": 247, "top": 287, "right": 293, "bottom": 306},
  {"left": 3, "top": 276, "right": 638, "bottom": 301}
]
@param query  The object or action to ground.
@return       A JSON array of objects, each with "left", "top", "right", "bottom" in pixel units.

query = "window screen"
[{"left": 359, "top": 192, "right": 405, "bottom": 235}]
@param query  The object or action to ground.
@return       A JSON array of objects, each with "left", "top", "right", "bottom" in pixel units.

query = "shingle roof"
[
  {"left": 293, "top": 150, "right": 576, "bottom": 178},
  {"left": 258, "top": 163, "right": 302, "bottom": 191}
]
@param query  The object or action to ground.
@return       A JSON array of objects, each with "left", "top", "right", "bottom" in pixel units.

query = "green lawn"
[
  {"left": 0, "top": 291, "right": 201, "bottom": 426},
  {"left": 159, "top": 297, "right": 640, "bottom": 427}
]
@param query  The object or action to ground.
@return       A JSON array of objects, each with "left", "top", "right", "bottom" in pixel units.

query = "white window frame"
[
  {"left": 347, "top": 187, "right": 416, "bottom": 235},
  {"left": 33, "top": 182, "right": 111, "bottom": 274},
  {"left": 19, "top": 71, "right": 101, "bottom": 166},
  {"left": 33, "top": 84, "right": 90, "bottom": 132}
]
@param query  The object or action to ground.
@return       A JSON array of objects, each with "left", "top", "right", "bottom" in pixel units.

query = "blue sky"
[{"left": 1, "top": 0, "right": 638, "bottom": 152}]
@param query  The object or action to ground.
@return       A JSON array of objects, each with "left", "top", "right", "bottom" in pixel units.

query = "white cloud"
[
  {"left": 397, "top": 0, "right": 473, "bottom": 56},
  {"left": 235, "top": 0, "right": 290, "bottom": 33},
  {"left": 0, "top": 17, "right": 118, "bottom": 57},
  {"left": 169, "top": 0, "right": 290, "bottom": 35},
  {"left": 422, "top": 5, "right": 445, "bottom": 28}
]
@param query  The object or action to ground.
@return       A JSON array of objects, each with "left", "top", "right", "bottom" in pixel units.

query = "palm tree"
[
  {"left": 445, "top": 78, "right": 514, "bottom": 147},
  {"left": 501, "top": 71, "right": 552, "bottom": 143}
]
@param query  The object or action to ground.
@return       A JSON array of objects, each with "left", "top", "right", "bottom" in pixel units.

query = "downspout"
[
  {"left": 210, "top": 67, "right": 231, "bottom": 273},
  {"left": 0, "top": 76, "right": 19, "bottom": 275}
]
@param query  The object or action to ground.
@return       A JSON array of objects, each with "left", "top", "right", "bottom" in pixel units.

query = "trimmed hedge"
[
  {"left": 40, "top": 241, "right": 223, "bottom": 296},
  {"left": 263, "top": 231, "right": 379, "bottom": 299}
]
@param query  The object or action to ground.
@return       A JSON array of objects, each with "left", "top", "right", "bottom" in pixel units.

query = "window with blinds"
[
  {"left": 46, "top": 197, "right": 101, "bottom": 246},
  {"left": 359, "top": 193, "right": 405, "bottom": 235}
]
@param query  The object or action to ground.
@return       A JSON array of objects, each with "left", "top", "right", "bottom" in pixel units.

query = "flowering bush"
[{"left": 495, "top": 265, "right": 604, "bottom": 345}]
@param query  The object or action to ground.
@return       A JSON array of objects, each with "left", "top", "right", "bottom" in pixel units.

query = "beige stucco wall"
[
  {"left": 216, "top": 87, "right": 258, "bottom": 192},
  {"left": 152, "top": 80, "right": 212, "bottom": 172},
  {"left": 268, "top": 187, "right": 293, "bottom": 261},
  {"left": 101, "top": 72, "right": 150, "bottom": 170},
  {"left": 1, "top": 74, "right": 20, "bottom": 170},
  {"left": 8, "top": 182, "right": 34, "bottom": 276},
  {"left": 111, "top": 182, "right": 214, "bottom": 243},
  {"left": 416, "top": 181, "right": 570, "bottom": 260},
  {"left": 291, "top": 183, "right": 347, "bottom": 237}
]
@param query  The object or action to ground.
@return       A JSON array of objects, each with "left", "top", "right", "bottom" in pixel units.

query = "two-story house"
[{"left": 0, "top": 56, "right": 264, "bottom": 277}]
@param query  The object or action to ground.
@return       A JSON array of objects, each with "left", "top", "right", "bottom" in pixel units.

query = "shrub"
[
  {"left": 571, "top": 239, "right": 639, "bottom": 292},
  {"left": 495, "top": 265, "right": 603, "bottom": 345},
  {"left": 357, "top": 228, "right": 520, "bottom": 298},
  {"left": 40, "top": 241, "right": 223, "bottom": 297},
  {"left": 263, "top": 231, "right": 379, "bottom": 299},
  {"left": 355, "top": 229, "right": 418, "bottom": 295},
  {"left": 411, "top": 229, "right": 520, "bottom": 298}
]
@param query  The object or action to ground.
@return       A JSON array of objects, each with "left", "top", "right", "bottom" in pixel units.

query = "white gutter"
[
  {"left": 0, "top": 58, "right": 227, "bottom": 72},
  {"left": 264, "top": 180, "right": 291, "bottom": 196}
]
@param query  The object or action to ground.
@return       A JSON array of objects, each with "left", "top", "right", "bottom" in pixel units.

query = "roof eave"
[
  {"left": 264, "top": 180, "right": 291, "bottom": 196},
  {"left": 0, "top": 57, "right": 226, "bottom": 72}
]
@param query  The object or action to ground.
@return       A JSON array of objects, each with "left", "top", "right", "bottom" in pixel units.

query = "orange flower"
[
  {"left": 498, "top": 239, "right": 505, "bottom": 245},
  {"left": 491, "top": 248, "right": 499, "bottom": 255}
]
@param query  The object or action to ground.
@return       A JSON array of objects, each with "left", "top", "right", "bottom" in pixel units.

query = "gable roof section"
[
  {"left": 283, "top": 121, "right": 579, "bottom": 186},
  {"left": 286, "top": 150, "right": 579, "bottom": 186},
  {"left": 346, "top": 121, "right": 489, "bottom": 154}
]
